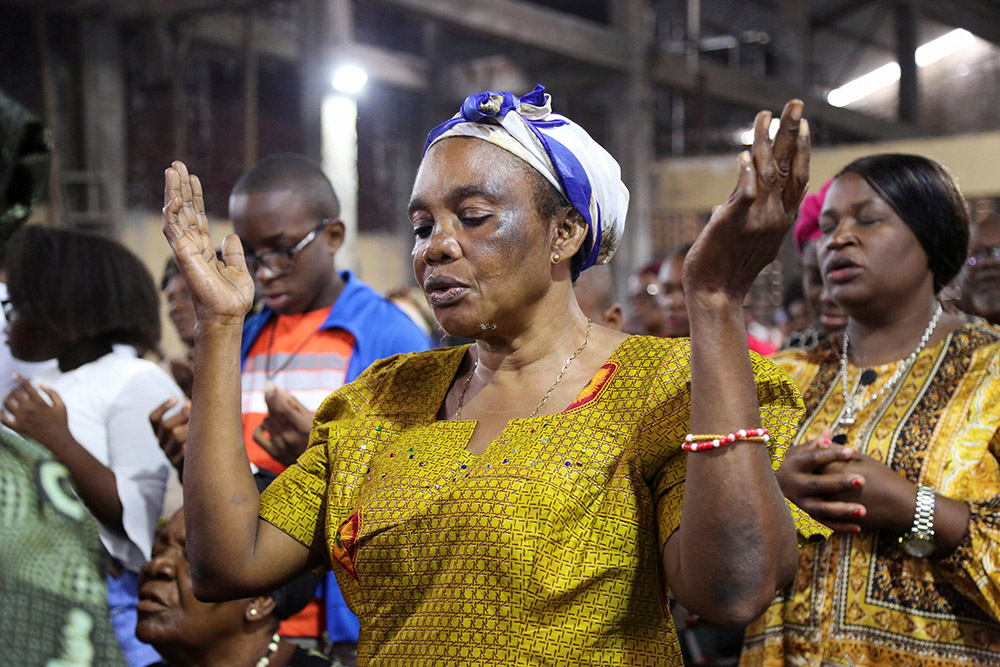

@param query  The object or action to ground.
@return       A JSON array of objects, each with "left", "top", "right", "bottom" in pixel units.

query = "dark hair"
[
  {"left": 837, "top": 153, "right": 970, "bottom": 292},
  {"left": 6, "top": 226, "right": 160, "bottom": 352},
  {"left": 231, "top": 153, "right": 340, "bottom": 221}
]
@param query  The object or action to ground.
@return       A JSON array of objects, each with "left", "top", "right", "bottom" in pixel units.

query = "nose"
[
  {"left": 824, "top": 219, "right": 857, "bottom": 250},
  {"left": 419, "top": 222, "right": 461, "bottom": 265},
  {"left": 139, "top": 552, "right": 177, "bottom": 583}
]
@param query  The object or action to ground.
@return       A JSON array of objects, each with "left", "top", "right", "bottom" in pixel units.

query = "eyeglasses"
[
  {"left": 967, "top": 245, "right": 1000, "bottom": 267},
  {"left": 1, "top": 299, "right": 15, "bottom": 320},
  {"left": 244, "top": 220, "right": 331, "bottom": 277}
]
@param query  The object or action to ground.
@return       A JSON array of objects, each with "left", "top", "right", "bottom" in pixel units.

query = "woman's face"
[
  {"left": 800, "top": 242, "right": 847, "bottom": 333},
  {"left": 135, "top": 510, "right": 248, "bottom": 649},
  {"left": 165, "top": 275, "right": 197, "bottom": 348},
  {"left": 409, "top": 138, "right": 556, "bottom": 338},
  {"left": 817, "top": 172, "right": 933, "bottom": 313},
  {"left": 3, "top": 302, "right": 62, "bottom": 362}
]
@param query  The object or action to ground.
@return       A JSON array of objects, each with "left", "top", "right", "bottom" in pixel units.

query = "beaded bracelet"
[{"left": 683, "top": 428, "right": 770, "bottom": 452}]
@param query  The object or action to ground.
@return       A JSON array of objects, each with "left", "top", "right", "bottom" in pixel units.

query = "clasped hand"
[{"left": 778, "top": 431, "right": 917, "bottom": 534}]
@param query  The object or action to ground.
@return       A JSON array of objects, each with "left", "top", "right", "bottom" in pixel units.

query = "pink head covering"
[{"left": 793, "top": 179, "right": 833, "bottom": 253}]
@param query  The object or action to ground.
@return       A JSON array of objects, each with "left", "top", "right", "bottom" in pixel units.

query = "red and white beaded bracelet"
[{"left": 682, "top": 428, "right": 770, "bottom": 452}]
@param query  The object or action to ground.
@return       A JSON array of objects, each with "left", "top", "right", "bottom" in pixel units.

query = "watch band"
[{"left": 910, "top": 484, "right": 936, "bottom": 540}]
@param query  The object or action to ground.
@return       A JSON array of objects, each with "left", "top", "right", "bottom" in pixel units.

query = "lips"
[
  {"left": 263, "top": 293, "right": 289, "bottom": 310},
  {"left": 137, "top": 585, "right": 172, "bottom": 613},
  {"left": 824, "top": 255, "right": 862, "bottom": 283},
  {"left": 423, "top": 275, "right": 470, "bottom": 307}
]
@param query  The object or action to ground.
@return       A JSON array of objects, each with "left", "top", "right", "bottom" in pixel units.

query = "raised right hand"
[{"left": 162, "top": 161, "right": 254, "bottom": 327}]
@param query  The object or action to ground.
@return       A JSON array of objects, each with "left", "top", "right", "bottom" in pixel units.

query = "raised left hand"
[
  {"left": 253, "top": 385, "right": 313, "bottom": 467},
  {"left": 683, "top": 100, "right": 810, "bottom": 305},
  {"left": 1, "top": 375, "right": 73, "bottom": 453}
]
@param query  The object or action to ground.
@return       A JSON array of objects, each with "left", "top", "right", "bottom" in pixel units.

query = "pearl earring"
[{"left": 552, "top": 253, "right": 561, "bottom": 263}]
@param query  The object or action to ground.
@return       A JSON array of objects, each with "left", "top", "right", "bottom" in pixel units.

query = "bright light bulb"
[{"left": 332, "top": 65, "right": 368, "bottom": 94}]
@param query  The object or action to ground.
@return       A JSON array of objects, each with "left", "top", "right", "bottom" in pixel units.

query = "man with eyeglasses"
[
  {"left": 963, "top": 213, "right": 1000, "bottom": 325},
  {"left": 152, "top": 153, "right": 430, "bottom": 660}
]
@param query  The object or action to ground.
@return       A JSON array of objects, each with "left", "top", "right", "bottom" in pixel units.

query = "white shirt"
[{"left": 33, "top": 351, "right": 183, "bottom": 572}]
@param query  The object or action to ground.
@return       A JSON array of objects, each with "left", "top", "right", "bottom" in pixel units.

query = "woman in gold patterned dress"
[
  {"left": 161, "top": 87, "right": 811, "bottom": 666},
  {"left": 740, "top": 153, "right": 1000, "bottom": 666}
]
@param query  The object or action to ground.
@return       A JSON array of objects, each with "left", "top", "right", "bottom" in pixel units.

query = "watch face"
[{"left": 902, "top": 534, "right": 936, "bottom": 558}]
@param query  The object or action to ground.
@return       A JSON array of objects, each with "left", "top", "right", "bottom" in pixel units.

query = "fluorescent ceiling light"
[
  {"left": 827, "top": 29, "right": 974, "bottom": 107},
  {"left": 332, "top": 65, "right": 368, "bottom": 94}
]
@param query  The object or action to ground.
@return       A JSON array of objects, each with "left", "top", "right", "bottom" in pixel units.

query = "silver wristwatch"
[{"left": 899, "top": 484, "right": 937, "bottom": 558}]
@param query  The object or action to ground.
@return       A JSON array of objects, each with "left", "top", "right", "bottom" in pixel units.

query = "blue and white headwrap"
[{"left": 424, "top": 84, "right": 629, "bottom": 275}]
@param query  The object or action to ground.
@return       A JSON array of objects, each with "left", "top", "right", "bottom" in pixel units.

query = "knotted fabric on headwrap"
[
  {"left": 424, "top": 84, "right": 629, "bottom": 275},
  {"left": 793, "top": 178, "right": 833, "bottom": 253}
]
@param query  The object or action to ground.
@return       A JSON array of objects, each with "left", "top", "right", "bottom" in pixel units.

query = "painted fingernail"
[
  {"left": 853, "top": 508, "right": 863, "bottom": 517},
  {"left": 821, "top": 437, "right": 832, "bottom": 446},
  {"left": 851, "top": 526, "right": 861, "bottom": 534},
  {"left": 852, "top": 477, "right": 863, "bottom": 487}
]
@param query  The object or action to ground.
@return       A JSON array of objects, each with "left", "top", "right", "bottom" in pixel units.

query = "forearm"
[
  {"left": 49, "top": 437, "right": 125, "bottom": 533},
  {"left": 668, "top": 295, "right": 797, "bottom": 625},
  {"left": 184, "top": 320, "right": 263, "bottom": 596}
]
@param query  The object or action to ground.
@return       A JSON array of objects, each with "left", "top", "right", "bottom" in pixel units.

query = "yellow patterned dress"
[
  {"left": 741, "top": 322, "right": 1000, "bottom": 667},
  {"left": 260, "top": 336, "right": 805, "bottom": 666}
]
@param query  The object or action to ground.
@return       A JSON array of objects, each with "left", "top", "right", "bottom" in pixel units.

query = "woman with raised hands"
[{"left": 162, "top": 86, "right": 813, "bottom": 665}]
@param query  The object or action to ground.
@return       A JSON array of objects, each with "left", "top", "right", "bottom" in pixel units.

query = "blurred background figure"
[
  {"left": 2, "top": 225, "right": 183, "bottom": 666},
  {"left": 0, "top": 88, "right": 56, "bottom": 396},
  {"left": 624, "top": 259, "right": 666, "bottom": 336},
  {"left": 783, "top": 179, "right": 847, "bottom": 350},
  {"left": 658, "top": 244, "right": 691, "bottom": 338},
  {"left": 0, "top": 87, "right": 126, "bottom": 667},
  {"left": 963, "top": 212, "right": 1000, "bottom": 325},
  {"left": 160, "top": 258, "right": 196, "bottom": 398},
  {"left": 573, "top": 264, "right": 624, "bottom": 331},
  {"left": 136, "top": 472, "right": 338, "bottom": 667}
]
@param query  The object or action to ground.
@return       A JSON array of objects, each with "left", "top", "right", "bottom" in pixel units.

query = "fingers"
[
  {"left": 795, "top": 497, "right": 865, "bottom": 534},
  {"left": 751, "top": 110, "right": 775, "bottom": 187},
  {"left": 253, "top": 424, "right": 276, "bottom": 456},
  {"left": 786, "top": 118, "right": 811, "bottom": 212},
  {"left": 149, "top": 397, "right": 179, "bottom": 425},
  {"left": 40, "top": 385, "right": 64, "bottom": 411},
  {"left": 190, "top": 174, "right": 209, "bottom": 236},
  {"left": 221, "top": 233, "right": 249, "bottom": 274},
  {"left": 769, "top": 99, "right": 804, "bottom": 180}
]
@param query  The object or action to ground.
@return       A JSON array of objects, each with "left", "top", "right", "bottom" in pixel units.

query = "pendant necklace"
[
  {"left": 454, "top": 318, "right": 593, "bottom": 420},
  {"left": 833, "top": 302, "right": 942, "bottom": 432},
  {"left": 264, "top": 319, "right": 321, "bottom": 383}
]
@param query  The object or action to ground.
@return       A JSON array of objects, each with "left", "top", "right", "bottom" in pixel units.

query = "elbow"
[
  {"left": 702, "top": 593, "right": 775, "bottom": 628},
  {"left": 190, "top": 565, "right": 248, "bottom": 602}
]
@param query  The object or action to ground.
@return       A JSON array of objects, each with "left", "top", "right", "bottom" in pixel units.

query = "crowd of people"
[{"left": 2, "top": 78, "right": 1000, "bottom": 667}]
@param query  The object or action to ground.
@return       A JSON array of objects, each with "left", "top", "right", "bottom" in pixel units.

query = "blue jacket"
[{"left": 240, "top": 270, "right": 431, "bottom": 642}]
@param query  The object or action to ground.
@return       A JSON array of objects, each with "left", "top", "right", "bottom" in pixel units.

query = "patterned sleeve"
[
  {"left": 258, "top": 354, "right": 403, "bottom": 561},
  {"left": 637, "top": 342, "right": 820, "bottom": 550},
  {"left": 258, "top": 414, "right": 337, "bottom": 561},
  {"left": 936, "top": 427, "right": 1000, "bottom": 620}
]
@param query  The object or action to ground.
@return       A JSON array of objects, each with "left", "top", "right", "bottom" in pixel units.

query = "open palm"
[{"left": 162, "top": 161, "right": 255, "bottom": 324}]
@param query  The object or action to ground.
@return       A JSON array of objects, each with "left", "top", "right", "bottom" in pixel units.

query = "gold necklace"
[{"left": 454, "top": 318, "right": 593, "bottom": 420}]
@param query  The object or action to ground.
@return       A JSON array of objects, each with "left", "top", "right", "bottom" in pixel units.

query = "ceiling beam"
[
  {"left": 186, "top": 13, "right": 428, "bottom": 89},
  {"left": 372, "top": 0, "right": 630, "bottom": 70},
  {"left": 921, "top": 0, "right": 1000, "bottom": 47},
  {"left": 649, "top": 48, "right": 919, "bottom": 141},
  {"left": 810, "top": 0, "right": 878, "bottom": 28}
]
